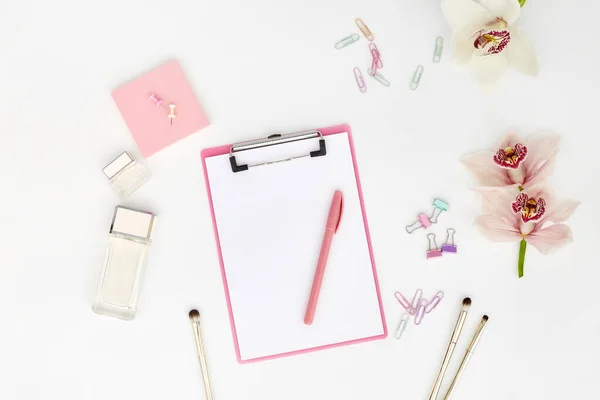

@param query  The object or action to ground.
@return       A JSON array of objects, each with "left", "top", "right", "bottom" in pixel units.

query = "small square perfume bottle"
[
  {"left": 92, "top": 206, "right": 156, "bottom": 320},
  {"left": 103, "top": 152, "right": 150, "bottom": 196}
]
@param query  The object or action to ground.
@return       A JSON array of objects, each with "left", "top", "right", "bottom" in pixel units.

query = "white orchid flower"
[{"left": 442, "top": 0, "right": 538, "bottom": 85}]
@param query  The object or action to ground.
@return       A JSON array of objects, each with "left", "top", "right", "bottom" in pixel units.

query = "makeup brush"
[
  {"left": 189, "top": 309, "right": 214, "bottom": 400},
  {"left": 427, "top": 297, "right": 471, "bottom": 400},
  {"left": 443, "top": 315, "right": 489, "bottom": 400}
]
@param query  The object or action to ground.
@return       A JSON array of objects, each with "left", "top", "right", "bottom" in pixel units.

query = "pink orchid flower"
[
  {"left": 475, "top": 185, "right": 579, "bottom": 277},
  {"left": 462, "top": 132, "right": 560, "bottom": 191}
]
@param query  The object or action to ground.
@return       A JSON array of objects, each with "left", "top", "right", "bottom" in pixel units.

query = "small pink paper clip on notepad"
[
  {"left": 426, "top": 233, "right": 443, "bottom": 259},
  {"left": 406, "top": 213, "right": 431, "bottom": 234}
]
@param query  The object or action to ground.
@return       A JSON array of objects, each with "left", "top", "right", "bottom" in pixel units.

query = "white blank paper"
[{"left": 204, "top": 132, "right": 385, "bottom": 361}]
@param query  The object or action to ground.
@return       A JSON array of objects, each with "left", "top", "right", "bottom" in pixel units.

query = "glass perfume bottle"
[
  {"left": 102, "top": 152, "right": 150, "bottom": 196},
  {"left": 92, "top": 206, "right": 156, "bottom": 320}
]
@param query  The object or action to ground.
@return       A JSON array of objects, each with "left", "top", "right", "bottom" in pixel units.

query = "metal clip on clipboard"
[{"left": 229, "top": 130, "right": 327, "bottom": 173}]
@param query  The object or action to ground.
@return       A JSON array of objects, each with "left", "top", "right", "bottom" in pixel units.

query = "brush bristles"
[
  {"left": 482, "top": 315, "right": 489, "bottom": 322},
  {"left": 189, "top": 309, "right": 200, "bottom": 322},
  {"left": 462, "top": 297, "right": 472, "bottom": 311}
]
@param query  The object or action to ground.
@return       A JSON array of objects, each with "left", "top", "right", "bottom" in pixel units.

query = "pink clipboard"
[{"left": 201, "top": 124, "right": 387, "bottom": 363}]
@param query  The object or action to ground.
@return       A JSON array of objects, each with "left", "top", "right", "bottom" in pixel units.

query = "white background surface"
[{"left": 0, "top": 0, "right": 598, "bottom": 399}]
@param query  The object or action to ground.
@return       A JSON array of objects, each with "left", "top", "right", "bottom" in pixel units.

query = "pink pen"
[{"left": 304, "top": 190, "right": 344, "bottom": 325}]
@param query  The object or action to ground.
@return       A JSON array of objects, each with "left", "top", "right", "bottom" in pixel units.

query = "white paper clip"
[
  {"left": 335, "top": 34, "right": 360, "bottom": 49},
  {"left": 411, "top": 289, "right": 423, "bottom": 312},
  {"left": 433, "top": 37, "right": 444, "bottom": 63},
  {"left": 395, "top": 313, "right": 410, "bottom": 339},
  {"left": 410, "top": 65, "right": 424, "bottom": 91},
  {"left": 368, "top": 69, "right": 391, "bottom": 87}
]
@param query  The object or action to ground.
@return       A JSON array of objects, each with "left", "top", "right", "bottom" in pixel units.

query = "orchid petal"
[
  {"left": 541, "top": 199, "right": 580, "bottom": 224},
  {"left": 452, "top": 27, "right": 478, "bottom": 65},
  {"left": 496, "top": 131, "right": 523, "bottom": 149},
  {"left": 462, "top": 151, "right": 513, "bottom": 186},
  {"left": 479, "top": 0, "right": 521, "bottom": 25},
  {"left": 522, "top": 184, "right": 553, "bottom": 202},
  {"left": 523, "top": 154, "right": 557, "bottom": 188},
  {"left": 522, "top": 134, "right": 560, "bottom": 186},
  {"left": 523, "top": 134, "right": 560, "bottom": 171},
  {"left": 442, "top": 0, "right": 491, "bottom": 30},
  {"left": 477, "top": 186, "right": 521, "bottom": 225},
  {"left": 475, "top": 214, "right": 522, "bottom": 242},
  {"left": 506, "top": 28, "right": 539, "bottom": 76},
  {"left": 468, "top": 54, "right": 509, "bottom": 85},
  {"left": 526, "top": 224, "right": 573, "bottom": 255}
]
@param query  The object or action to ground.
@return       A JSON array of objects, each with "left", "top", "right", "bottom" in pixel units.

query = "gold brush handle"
[
  {"left": 428, "top": 342, "right": 456, "bottom": 400},
  {"left": 194, "top": 323, "right": 214, "bottom": 400},
  {"left": 443, "top": 351, "right": 472, "bottom": 400}
]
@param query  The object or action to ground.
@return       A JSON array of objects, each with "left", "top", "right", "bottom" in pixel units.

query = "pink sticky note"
[{"left": 112, "top": 60, "right": 209, "bottom": 157}]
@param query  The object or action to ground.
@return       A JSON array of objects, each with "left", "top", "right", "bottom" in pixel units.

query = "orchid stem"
[
  {"left": 518, "top": 239, "right": 527, "bottom": 278},
  {"left": 519, "top": 0, "right": 526, "bottom": 7}
]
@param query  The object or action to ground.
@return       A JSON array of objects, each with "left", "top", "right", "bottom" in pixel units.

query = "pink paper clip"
[
  {"left": 426, "top": 291, "right": 444, "bottom": 313},
  {"left": 369, "top": 43, "right": 383, "bottom": 68},
  {"left": 353, "top": 67, "right": 367, "bottom": 93},
  {"left": 411, "top": 289, "right": 423, "bottom": 312},
  {"left": 427, "top": 233, "right": 443, "bottom": 259},
  {"left": 414, "top": 299, "right": 428, "bottom": 325},
  {"left": 406, "top": 212, "right": 432, "bottom": 234},
  {"left": 149, "top": 93, "right": 168, "bottom": 111},
  {"left": 370, "top": 58, "right": 379, "bottom": 76},
  {"left": 395, "top": 291, "right": 414, "bottom": 314}
]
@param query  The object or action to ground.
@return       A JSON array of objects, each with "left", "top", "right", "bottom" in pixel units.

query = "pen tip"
[{"left": 462, "top": 297, "right": 472, "bottom": 310}]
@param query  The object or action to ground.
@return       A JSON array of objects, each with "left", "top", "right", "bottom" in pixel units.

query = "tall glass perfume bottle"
[
  {"left": 92, "top": 206, "right": 156, "bottom": 320},
  {"left": 102, "top": 152, "right": 150, "bottom": 196}
]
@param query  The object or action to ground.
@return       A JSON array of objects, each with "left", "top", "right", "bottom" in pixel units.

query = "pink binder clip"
[
  {"left": 425, "top": 291, "right": 444, "bottom": 313},
  {"left": 414, "top": 299, "right": 428, "bottom": 325},
  {"left": 406, "top": 213, "right": 431, "bottom": 234},
  {"left": 426, "top": 233, "right": 443, "bottom": 259}
]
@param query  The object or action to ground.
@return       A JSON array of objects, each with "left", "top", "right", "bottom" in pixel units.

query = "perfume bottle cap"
[
  {"left": 110, "top": 206, "right": 156, "bottom": 240},
  {"left": 103, "top": 152, "right": 135, "bottom": 180}
]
